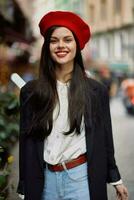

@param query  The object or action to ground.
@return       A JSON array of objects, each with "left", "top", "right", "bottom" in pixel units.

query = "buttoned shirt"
[{"left": 44, "top": 80, "right": 86, "bottom": 165}]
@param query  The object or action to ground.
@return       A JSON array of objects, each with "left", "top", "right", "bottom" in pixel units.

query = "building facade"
[
  {"left": 54, "top": 0, "right": 85, "bottom": 16},
  {"left": 85, "top": 0, "right": 134, "bottom": 72},
  {"left": 0, "top": 0, "right": 35, "bottom": 90}
]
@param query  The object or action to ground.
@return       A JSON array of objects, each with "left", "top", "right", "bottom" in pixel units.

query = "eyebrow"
[{"left": 50, "top": 36, "right": 73, "bottom": 39}]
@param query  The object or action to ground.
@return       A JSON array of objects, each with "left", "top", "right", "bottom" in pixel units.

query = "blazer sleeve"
[
  {"left": 17, "top": 86, "right": 32, "bottom": 195},
  {"left": 101, "top": 86, "right": 121, "bottom": 183}
]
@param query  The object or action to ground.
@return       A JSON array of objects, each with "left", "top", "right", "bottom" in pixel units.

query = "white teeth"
[
  {"left": 56, "top": 52, "right": 68, "bottom": 54},
  {"left": 56, "top": 52, "right": 68, "bottom": 56}
]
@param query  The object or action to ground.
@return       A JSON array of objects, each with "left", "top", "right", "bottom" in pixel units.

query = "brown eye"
[
  {"left": 64, "top": 37, "right": 73, "bottom": 42},
  {"left": 65, "top": 39, "right": 72, "bottom": 42},
  {"left": 50, "top": 39, "right": 57, "bottom": 43}
]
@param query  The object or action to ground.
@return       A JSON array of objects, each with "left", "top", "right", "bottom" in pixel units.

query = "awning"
[
  {"left": 109, "top": 63, "right": 129, "bottom": 72},
  {"left": 3, "top": 27, "right": 35, "bottom": 44},
  {"left": 0, "top": 12, "right": 35, "bottom": 45}
]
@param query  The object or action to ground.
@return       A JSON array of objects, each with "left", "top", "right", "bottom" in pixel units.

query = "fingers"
[
  {"left": 122, "top": 186, "right": 129, "bottom": 199},
  {"left": 116, "top": 184, "right": 128, "bottom": 200},
  {"left": 116, "top": 186, "right": 129, "bottom": 200}
]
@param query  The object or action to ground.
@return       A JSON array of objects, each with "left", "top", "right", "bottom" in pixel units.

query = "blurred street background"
[{"left": 0, "top": 0, "right": 134, "bottom": 199}]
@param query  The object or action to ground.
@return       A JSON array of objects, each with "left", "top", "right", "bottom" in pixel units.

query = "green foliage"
[
  {"left": 0, "top": 164, "right": 10, "bottom": 199},
  {"left": 0, "top": 92, "right": 19, "bottom": 148},
  {"left": 0, "top": 92, "right": 19, "bottom": 199},
  {"left": 0, "top": 174, "right": 7, "bottom": 188}
]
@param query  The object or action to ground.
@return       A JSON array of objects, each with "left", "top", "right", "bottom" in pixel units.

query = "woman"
[{"left": 17, "top": 11, "right": 128, "bottom": 200}]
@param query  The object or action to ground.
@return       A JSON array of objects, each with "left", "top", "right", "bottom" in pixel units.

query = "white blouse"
[{"left": 44, "top": 80, "right": 86, "bottom": 165}]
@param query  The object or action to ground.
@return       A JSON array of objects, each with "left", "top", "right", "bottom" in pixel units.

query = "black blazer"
[{"left": 17, "top": 78, "right": 121, "bottom": 200}]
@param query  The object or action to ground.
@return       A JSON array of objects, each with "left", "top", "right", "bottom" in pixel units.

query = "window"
[
  {"left": 114, "top": 0, "right": 121, "bottom": 14},
  {"left": 89, "top": 4, "right": 95, "bottom": 23},
  {"left": 133, "top": 8, "right": 134, "bottom": 21},
  {"left": 114, "top": 33, "right": 122, "bottom": 59},
  {"left": 100, "top": 0, "right": 107, "bottom": 20}
]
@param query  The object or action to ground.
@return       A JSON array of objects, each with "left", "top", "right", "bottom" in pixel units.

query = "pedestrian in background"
[{"left": 17, "top": 11, "right": 128, "bottom": 200}]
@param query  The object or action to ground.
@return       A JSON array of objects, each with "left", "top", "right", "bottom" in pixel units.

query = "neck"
[{"left": 55, "top": 62, "right": 74, "bottom": 83}]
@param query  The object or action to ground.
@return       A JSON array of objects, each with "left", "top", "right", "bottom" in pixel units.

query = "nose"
[{"left": 58, "top": 40, "right": 65, "bottom": 48}]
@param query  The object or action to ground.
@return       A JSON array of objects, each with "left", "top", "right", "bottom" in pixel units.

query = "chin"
[{"left": 56, "top": 59, "right": 71, "bottom": 65}]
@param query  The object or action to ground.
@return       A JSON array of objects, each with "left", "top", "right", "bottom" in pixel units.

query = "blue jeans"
[{"left": 42, "top": 162, "right": 90, "bottom": 200}]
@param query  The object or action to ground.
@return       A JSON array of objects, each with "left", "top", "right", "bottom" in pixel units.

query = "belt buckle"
[
  {"left": 55, "top": 162, "right": 67, "bottom": 170},
  {"left": 57, "top": 163, "right": 63, "bottom": 167},
  {"left": 61, "top": 161, "right": 67, "bottom": 170}
]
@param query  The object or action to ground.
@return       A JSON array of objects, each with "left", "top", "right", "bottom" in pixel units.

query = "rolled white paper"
[{"left": 10, "top": 73, "right": 26, "bottom": 89}]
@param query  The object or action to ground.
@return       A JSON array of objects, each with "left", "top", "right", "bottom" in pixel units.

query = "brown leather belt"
[{"left": 47, "top": 153, "right": 87, "bottom": 172}]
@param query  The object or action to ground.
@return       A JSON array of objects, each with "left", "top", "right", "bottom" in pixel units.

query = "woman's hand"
[{"left": 115, "top": 184, "right": 128, "bottom": 200}]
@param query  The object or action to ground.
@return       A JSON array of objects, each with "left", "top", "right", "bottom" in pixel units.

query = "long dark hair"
[{"left": 29, "top": 26, "right": 88, "bottom": 139}]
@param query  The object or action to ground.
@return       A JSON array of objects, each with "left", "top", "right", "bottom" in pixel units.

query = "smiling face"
[{"left": 49, "top": 27, "right": 77, "bottom": 67}]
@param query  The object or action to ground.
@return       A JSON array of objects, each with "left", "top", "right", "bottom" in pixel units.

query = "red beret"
[{"left": 39, "top": 11, "right": 91, "bottom": 49}]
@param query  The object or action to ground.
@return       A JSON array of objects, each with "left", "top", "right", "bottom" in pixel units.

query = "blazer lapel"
[{"left": 84, "top": 80, "right": 98, "bottom": 163}]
